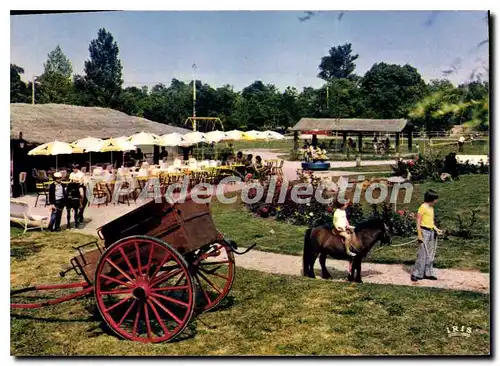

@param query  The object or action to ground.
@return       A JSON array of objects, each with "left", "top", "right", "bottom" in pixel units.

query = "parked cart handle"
[{"left": 229, "top": 243, "right": 257, "bottom": 255}]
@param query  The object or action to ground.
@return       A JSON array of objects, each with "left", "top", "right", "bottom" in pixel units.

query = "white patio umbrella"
[
  {"left": 183, "top": 131, "right": 207, "bottom": 144},
  {"left": 71, "top": 137, "right": 104, "bottom": 171},
  {"left": 127, "top": 132, "right": 162, "bottom": 146},
  {"left": 205, "top": 130, "right": 227, "bottom": 143},
  {"left": 263, "top": 130, "right": 285, "bottom": 140},
  {"left": 28, "top": 140, "right": 82, "bottom": 170},
  {"left": 161, "top": 133, "right": 186, "bottom": 147},
  {"left": 225, "top": 130, "right": 244, "bottom": 141}
]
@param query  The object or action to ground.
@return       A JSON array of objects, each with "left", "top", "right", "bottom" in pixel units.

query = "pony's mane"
[{"left": 353, "top": 218, "right": 385, "bottom": 233}]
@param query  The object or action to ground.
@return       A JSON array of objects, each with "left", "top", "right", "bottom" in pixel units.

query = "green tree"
[
  {"left": 360, "top": 62, "right": 427, "bottom": 119},
  {"left": 82, "top": 28, "right": 123, "bottom": 108},
  {"left": 279, "top": 86, "right": 301, "bottom": 128},
  {"left": 117, "top": 86, "right": 150, "bottom": 117},
  {"left": 325, "top": 78, "right": 363, "bottom": 118},
  {"left": 318, "top": 43, "right": 359, "bottom": 81},
  {"left": 10, "top": 64, "right": 30, "bottom": 103},
  {"left": 38, "top": 45, "right": 73, "bottom": 103}
]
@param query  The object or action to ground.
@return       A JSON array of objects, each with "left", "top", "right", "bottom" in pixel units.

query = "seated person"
[
  {"left": 159, "top": 157, "right": 168, "bottom": 170},
  {"left": 159, "top": 147, "right": 169, "bottom": 161},
  {"left": 332, "top": 200, "right": 356, "bottom": 257},
  {"left": 69, "top": 164, "right": 85, "bottom": 184},
  {"left": 102, "top": 165, "right": 114, "bottom": 181},
  {"left": 244, "top": 154, "right": 253, "bottom": 169},
  {"left": 135, "top": 148, "right": 144, "bottom": 161},
  {"left": 253, "top": 156, "right": 270, "bottom": 178},
  {"left": 137, "top": 162, "right": 150, "bottom": 177},
  {"left": 312, "top": 148, "right": 328, "bottom": 162},
  {"left": 235, "top": 151, "right": 245, "bottom": 164}
]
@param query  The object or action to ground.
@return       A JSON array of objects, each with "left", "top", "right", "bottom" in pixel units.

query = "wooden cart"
[{"left": 11, "top": 195, "right": 255, "bottom": 343}]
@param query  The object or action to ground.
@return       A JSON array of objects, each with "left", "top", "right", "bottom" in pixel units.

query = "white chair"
[
  {"left": 10, "top": 199, "right": 49, "bottom": 233},
  {"left": 173, "top": 159, "right": 182, "bottom": 168}
]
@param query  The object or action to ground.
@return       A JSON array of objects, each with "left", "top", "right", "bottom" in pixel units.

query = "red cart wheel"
[
  {"left": 94, "top": 235, "right": 196, "bottom": 343},
  {"left": 190, "top": 243, "right": 235, "bottom": 312}
]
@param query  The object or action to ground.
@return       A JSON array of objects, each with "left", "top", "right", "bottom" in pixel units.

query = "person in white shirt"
[
  {"left": 332, "top": 200, "right": 356, "bottom": 257},
  {"left": 102, "top": 165, "right": 114, "bottom": 181},
  {"left": 458, "top": 136, "right": 465, "bottom": 152},
  {"left": 159, "top": 157, "right": 168, "bottom": 170},
  {"left": 69, "top": 164, "right": 85, "bottom": 184},
  {"left": 137, "top": 162, "right": 150, "bottom": 177}
]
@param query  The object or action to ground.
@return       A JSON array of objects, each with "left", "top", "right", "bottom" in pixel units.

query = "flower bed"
[
  {"left": 391, "top": 152, "right": 488, "bottom": 182},
  {"left": 245, "top": 171, "right": 416, "bottom": 237}
]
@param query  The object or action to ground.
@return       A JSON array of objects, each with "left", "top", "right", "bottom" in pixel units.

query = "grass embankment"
[
  {"left": 212, "top": 175, "right": 490, "bottom": 272},
  {"left": 11, "top": 229, "right": 489, "bottom": 355}
]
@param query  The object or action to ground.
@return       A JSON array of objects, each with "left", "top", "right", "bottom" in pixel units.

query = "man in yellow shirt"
[{"left": 411, "top": 190, "right": 443, "bottom": 281}]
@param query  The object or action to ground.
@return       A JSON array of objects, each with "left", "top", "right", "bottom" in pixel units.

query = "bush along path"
[{"left": 232, "top": 247, "right": 489, "bottom": 294}]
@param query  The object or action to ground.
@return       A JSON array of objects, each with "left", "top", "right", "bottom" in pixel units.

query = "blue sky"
[{"left": 10, "top": 11, "right": 489, "bottom": 91}]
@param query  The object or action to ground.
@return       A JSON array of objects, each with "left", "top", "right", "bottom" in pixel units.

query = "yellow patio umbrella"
[
  {"left": 243, "top": 130, "right": 264, "bottom": 140},
  {"left": 28, "top": 140, "right": 83, "bottom": 170},
  {"left": 85, "top": 138, "right": 136, "bottom": 167}
]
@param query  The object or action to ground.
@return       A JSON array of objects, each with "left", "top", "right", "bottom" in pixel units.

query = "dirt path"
[{"left": 233, "top": 248, "right": 490, "bottom": 294}]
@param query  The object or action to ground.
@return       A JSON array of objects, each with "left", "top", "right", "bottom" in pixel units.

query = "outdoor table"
[{"left": 43, "top": 180, "right": 71, "bottom": 186}]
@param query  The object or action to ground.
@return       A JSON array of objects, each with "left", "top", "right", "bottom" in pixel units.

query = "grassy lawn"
[
  {"left": 212, "top": 175, "right": 490, "bottom": 272},
  {"left": 10, "top": 229, "right": 489, "bottom": 355},
  {"left": 331, "top": 164, "right": 393, "bottom": 173},
  {"left": 430, "top": 139, "right": 489, "bottom": 156}
]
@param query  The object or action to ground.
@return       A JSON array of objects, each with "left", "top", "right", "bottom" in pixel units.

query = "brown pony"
[{"left": 302, "top": 218, "right": 392, "bottom": 282}]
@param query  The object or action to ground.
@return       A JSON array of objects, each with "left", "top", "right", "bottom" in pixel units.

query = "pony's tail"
[{"left": 302, "top": 228, "right": 313, "bottom": 277}]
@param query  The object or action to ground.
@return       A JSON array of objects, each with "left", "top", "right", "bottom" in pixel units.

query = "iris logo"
[{"left": 446, "top": 325, "right": 472, "bottom": 338}]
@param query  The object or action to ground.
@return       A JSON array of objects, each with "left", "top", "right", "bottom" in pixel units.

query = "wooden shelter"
[
  {"left": 10, "top": 103, "right": 190, "bottom": 144},
  {"left": 10, "top": 103, "right": 191, "bottom": 197},
  {"left": 291, "top": 118, "right": 413, "bottom": 153}
]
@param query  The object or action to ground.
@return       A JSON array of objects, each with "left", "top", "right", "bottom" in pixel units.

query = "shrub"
[
  {"left": 449, "top": 210, "right": 480, "bottom": 239},
  {"left": 392, "top": 151, "right": 488, "bottom": 182},
  {"left": 366, "top": 203, "right": 416, "bottom": 237},
  {"left": 245, "top": 177, "right": 416, "bottom": 237}
]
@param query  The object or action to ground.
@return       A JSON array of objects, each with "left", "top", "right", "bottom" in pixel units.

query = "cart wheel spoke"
[
  {"left": 151, "top": 292, "right": 189, "bottom": 308},
  {"left": 145, "top": 242, "right": 155, "bottom": 276},
  {"left": 104, "top": 295, "right": 132, "bottom": 313},
  {"left": 199, "top": 260, "right": 232, "bottom": 266},
  {"left": 118, "top": 299, "right": 137, "bottom": 327},
  {"left": 194, "top": 273, "right": 213, "bottom": 306},
  {"left": 147, "top": 299, "right": 171, "bottom": 338},
  {"left": 150, "top": 268, "right": 183, "bottom": 288},
  {"left": 135, "top": 242, "right": 142, "bottom": 275},
  {"left": 151, "top": 285, "right": 189, "bottom": 292},
  {"left": 100, "top": 288, "right": 133, "bottom": 295},
  {"left": 200, "top": 267, "right": 229, "bottom": 280},
  {"left": 196, "top": 270, "right": 222, "bottom": 293},
  {"left": 119, "top": 247, "right": 138, "bottom": 279},
  {"left": 106, "top": 258, "right": 134, "bottom": 283},
  {"left": 95, "top": 236, "right": 195, "bottom": 343},
  {"left": 144, "top": 302, "right": 153, "bottom": 340},
  {"left": 149, "top": 296, "right": 182, "bottom": 325},
  {"left": 192, "top": 244, "right": 235, "bottom": 312},
  {"left": 99, "top": 274, "right": 133, "bottom": 288},
  {"left": 149, "top": 253, "right": 172, "bottom": 280},
  {"left": 132, "top": 300, "right": 142, "bottom": 337}
]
